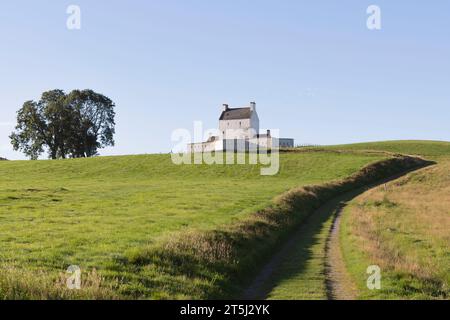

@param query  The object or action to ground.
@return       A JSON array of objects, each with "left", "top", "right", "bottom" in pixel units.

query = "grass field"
[
  {"left": 341, "top": 155, "right": 450, "bottom": 299},
  {"left": 0, "top": 140, "right": 448, "bottom": 300},
  {"left": 0, "top": 151, "right": 384, "bottom": 299},
  {"left": 246, "top": 141, "right": 449, "bottom": 300},
  {"left": 322, "top": 140, "right": 450, "bottom": 157}
]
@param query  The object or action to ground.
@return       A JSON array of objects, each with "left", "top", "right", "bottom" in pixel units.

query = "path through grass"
[{"left": 247, "top": 141, "right": 449, "bottom": 300}]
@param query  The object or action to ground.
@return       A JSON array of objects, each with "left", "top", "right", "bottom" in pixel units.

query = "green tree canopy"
[{"left": 10, "top": 89, "right": 116, "bottom": 160}]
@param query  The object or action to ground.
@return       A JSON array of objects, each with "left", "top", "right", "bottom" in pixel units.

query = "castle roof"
[{"left": 219, "top": 107, "right": 252, "bottom": 121}]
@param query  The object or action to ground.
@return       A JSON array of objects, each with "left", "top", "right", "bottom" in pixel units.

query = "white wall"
[
  {"left": 250, "top": 110, "right": 259, "bottom": 136},
  {"left": 218, "top": 110, "right": 259, "bottom": 140},
  {"left": 188, "top": 140, "right": 224, "bottom": 153}
]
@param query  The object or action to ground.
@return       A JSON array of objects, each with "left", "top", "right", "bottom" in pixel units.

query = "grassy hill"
[
  {"left": 0, "top": 151, "right": 384, "bottom": 299},
  {"left": 238, "top": 140, "right": 450, "bottom": 300},
  {"left": 0, "top": 140, "right": 447, "bottom": 299},
  {"left": 321, "top": 140, "right": 450, "bottom": 158},
  {"left": 340, "top": 141, "right": 450, "bottom": 299}
]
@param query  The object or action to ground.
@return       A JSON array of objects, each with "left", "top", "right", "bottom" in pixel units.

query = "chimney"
[
  {"left": 267, "top": 129, "right": 271, "bottom": 137},
  {"left": 250, "top": 101, "right": 256, "bottom": 112},
  {"left": 222, "top": 104, "right": 229, "bottom": 112}
]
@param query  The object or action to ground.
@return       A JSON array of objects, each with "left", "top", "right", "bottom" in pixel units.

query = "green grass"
[
  {"left": 262, "top": 199, "right": 336, "bottom": 300},
  {"left": 320, "top": 140, "right": 450, "bottom": 158},
  {"left": 1, "top": 140, "right": 447, "bottom": 300},
  {"left": 340, "top": 160, "right": 450, "bottom": 299},
  {"left": 247, "top": 141, "right": 449, "bottom": 300},
  {"left": 338, "top": 141, "right": 450, "bottom": 299},
  {"left": 0, "top": 151, "right": 383, "bottom": 299}
]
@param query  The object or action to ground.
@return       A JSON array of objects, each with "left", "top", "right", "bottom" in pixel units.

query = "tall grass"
[
  {"left": 340, "top": 159, "right": 450, "bottom": 299},
  {"left": 0, "top": 265, "right": 118, "bottom": 300}
]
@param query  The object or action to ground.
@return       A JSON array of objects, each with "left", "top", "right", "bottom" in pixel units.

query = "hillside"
[
  {"left": 0, "top": 151, "right": 384, "bottom": 299},
  {"left": 256, "top": 140, "right": 449, "bottom": 300},
  {"left": 340, "top": 141, "right": 450, "bottom": 299},
  {"left": 321, "top": 140, "right": 450, "bottom": 158},
  {"left": 0, "top": 140, "right": 448, "bottom": 300}
]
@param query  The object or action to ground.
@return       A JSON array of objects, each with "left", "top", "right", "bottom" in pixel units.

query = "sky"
[{"left": 1, "top": 0, "right": 449, "bottom": 160}]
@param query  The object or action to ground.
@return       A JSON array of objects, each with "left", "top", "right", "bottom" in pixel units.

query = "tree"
[
  {"left": 10, "top": 89, "right": 116, "bottom": 160},
  {"left": 40, "top": 89, "right": 73, "bottom": 159},
  {"left": 66, "top": 90, "right": 116, "bottom": 158},
  {"left": 10, "top": 100, "right": 45, "bottom": 160}
]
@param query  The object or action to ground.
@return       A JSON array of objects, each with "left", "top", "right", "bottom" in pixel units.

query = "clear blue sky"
[{"left": 1, "top": 0, "right": 449, "bottom": 160}]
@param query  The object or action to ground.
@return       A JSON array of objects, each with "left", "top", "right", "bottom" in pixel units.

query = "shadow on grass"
[
  {"left": 116, "top": 157, "right": 434, "bottom": 299},
  {"left": 242, "top": 190, "right": 357, "bottom": 299},
  {"left": 242, "top": 164, "right": 435, "bottom": 300}
]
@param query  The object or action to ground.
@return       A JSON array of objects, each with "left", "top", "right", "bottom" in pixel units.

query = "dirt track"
[
  {"left": 242, "top": 189, "right": 362, "bottom": 300},
  {"left": 324, "top": 205, "right": 358, "bottom": 300},
  {"left": 243, "top": 170, "right": 421, "bottom": 300}
]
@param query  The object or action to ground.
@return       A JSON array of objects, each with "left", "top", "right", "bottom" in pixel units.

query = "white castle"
[{"left": 188, "top": 102, "right": 294, "bottom": 153}]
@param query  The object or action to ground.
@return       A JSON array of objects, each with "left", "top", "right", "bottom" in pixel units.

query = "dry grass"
[
  {"left": 0, "top": 264, "right": 119, "bottom": 300},
  {"left": 341, "top": 158, "right": 450, "bottom": 299}
]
